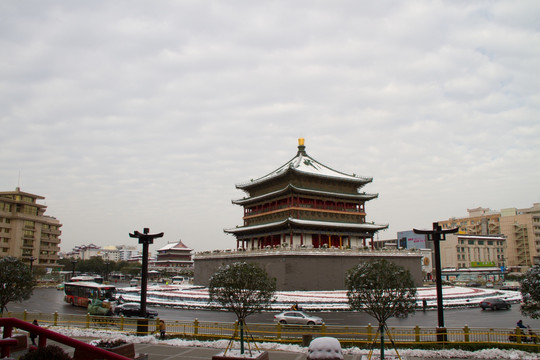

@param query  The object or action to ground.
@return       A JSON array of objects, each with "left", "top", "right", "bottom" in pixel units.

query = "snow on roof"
[
  {"left": 157, "top": 240, "right": 192, "bottom": 252},
  {"left": 236, "top": 141, "right": 372, "bottom": 189},
  {"left": 233, "top": 184, "right": 378, "bottom": 205}
]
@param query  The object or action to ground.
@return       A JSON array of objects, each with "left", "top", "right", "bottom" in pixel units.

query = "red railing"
[{"left": 0, "top": 317, "right": 131, "bottom": 359}]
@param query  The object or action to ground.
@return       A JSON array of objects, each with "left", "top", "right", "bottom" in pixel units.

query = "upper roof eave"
[{"left": 232, "top": 184, "right": 378, "bottom": 205}]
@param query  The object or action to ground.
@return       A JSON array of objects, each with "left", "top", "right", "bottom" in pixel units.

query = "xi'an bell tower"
[{"left": 225, "top": 139, "right": 388, "bottom": 250}]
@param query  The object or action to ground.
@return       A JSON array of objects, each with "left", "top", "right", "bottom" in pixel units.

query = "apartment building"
[
  {"left": 440, "top": 233, "right": 506, "bottom": 270},
  {"left": 500, "top": 204, "right": 540, "bottom": 268},
  {"left": 0, "top": 187, "right": 62, "bottom": 270},
  {"left": 64, "top": 244, "right": 141, "bottom": 262},
  {"left": 438, "top": 204, "right": 540, "bottom": 271},
  {"left": 439, "top": 207, "right": 501, "bottom": 235}
]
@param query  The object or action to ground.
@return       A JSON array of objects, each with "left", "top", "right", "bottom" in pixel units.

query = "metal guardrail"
[{"left": 3, "top": 310, "right": 540, "bottom": 349}]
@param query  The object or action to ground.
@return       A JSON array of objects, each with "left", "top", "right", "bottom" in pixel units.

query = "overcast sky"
[{"left": 1, "top": 1, "right": 539, "bottom": 254}]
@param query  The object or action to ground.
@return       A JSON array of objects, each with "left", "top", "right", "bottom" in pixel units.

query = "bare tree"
[
  {"left": 346, "top": 258, "right": 417, "bottom": 359},
  {"left": 208, "top": 262, "right": 276, "bottom": 354}
]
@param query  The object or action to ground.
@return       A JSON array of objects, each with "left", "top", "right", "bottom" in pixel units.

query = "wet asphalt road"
[{"left": 8, "top": 287, "right": 540, "bottom": 329}]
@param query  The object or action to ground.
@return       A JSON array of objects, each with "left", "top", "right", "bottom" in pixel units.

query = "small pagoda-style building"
[
  {"left": 225, "top": 138, "right": 388, "bottom": 250},
  {"left": 154, "top": 240, "right": 193, "bottom": 269}
]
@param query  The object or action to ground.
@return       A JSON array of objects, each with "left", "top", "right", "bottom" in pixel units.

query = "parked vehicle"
[
  {"left": 485, "top": 282, "right": 494, "bottom": 288},
  {"left": 171, "top": 276, "right": 189, "bottom": 284},
  {"left": 114, "top": 302, "right": 158, "bottom": 318},
  {"left": 273, "top": 311, "right": 324, "bottom": 326},
  {"left": 466, "top": 282, "right": 482, "bottom": 287},
  {"left": 501, "top": 281, "right": 520, "bottom": 291},
  {"left": 480, "top": 298, "right": 511, "bottom": 310}
]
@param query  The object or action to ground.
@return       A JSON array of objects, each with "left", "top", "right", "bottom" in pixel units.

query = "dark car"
[
  {"left": 466, "top": 282, "right": 482, "bottom": 287},
  {"left": 113, "top": 302, "right": 158, "bottom": 318},
  {"left": 480, "top": 298, "right": 511, "bottom": 310}
]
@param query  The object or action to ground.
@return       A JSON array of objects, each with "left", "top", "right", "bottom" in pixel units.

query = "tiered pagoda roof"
[{"left": 236, "top": 140, "right": 373, "bottom": 190}]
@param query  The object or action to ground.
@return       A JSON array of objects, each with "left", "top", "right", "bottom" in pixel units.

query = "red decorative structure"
[{"left": 0, "top": 318, "right": 130, "bottom": 359}]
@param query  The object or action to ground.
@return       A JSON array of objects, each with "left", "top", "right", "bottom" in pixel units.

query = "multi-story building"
[
  {"left": 64, "top": 244, "right": 141, "bottom": 262},
  {"left": 440, "top": 234, "right": 506, "bottom": 269},
  {"left": 500, "top": 204, "right": 540, "bottom": 268},
  {"left": 116, "top": 245, "right": 141, "bottom": 262},
  {"left": 439, "top": 207, "right": 501, "bottom": 235},
  {"left": 438, "top": 204, "right": 540, "bottom": 271},
  {"left": 0, "top": 187, "right": 62, "bottom": 270}
]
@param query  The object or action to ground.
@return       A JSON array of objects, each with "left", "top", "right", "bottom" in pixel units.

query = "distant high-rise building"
[
  {"left": 438, "top": 204, "right": 540, "bottom": 270},
  {"left": 500, "top": 204, "right": 540, "bottom": 268},
  {"left": 0, "top": 187, "right": 62, "bottom": 270},
  {"left": 64, "top": 244, "right": 141, "bottom": 262},
  {"left": 439, "top": 207, "right": 501, "bottom": 235}
]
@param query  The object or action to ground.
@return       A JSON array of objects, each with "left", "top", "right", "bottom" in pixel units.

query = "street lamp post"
[
  {"left": 414, "top": 222, "right": 458, "bottom": 341},
  {"left": 129, "top": 228, "right": 164, "bottom": 320},
  {"left": 29, "top": 257, "right": 36, "bottom": 274},
  {"left": 70, "top": 259, "right": 78, "bottom": 280},
  {"left": 105, "top": 261, "right": 110, "bottom": 282}
]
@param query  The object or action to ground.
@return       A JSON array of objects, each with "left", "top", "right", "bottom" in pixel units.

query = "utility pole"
[
  {"left": 414, "top": 222, "right": 458, "bottom": 341},
  {"left": 29, "top": 257, "right": 35, "bottom": 274},
  {"left": 70, "top": 259, "right": 78, "bottom": 280}
]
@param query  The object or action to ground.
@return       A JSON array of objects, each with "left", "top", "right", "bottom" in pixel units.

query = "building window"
[
  {"left": 478, "top": 240, "right": 484, "bottom": 245},
  {"left": 488, "top": 241, "right": 493, "bottom": 246},
  {"left": 468, "top": 240, "right": 475, "bottom": 245}
]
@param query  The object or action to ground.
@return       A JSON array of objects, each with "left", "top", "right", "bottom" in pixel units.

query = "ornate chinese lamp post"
[
  {"left": 129, "top": 228, "right": 163, "bottom": 320},
  {"left": 414, "top": 222, "right": 458, "bottom": 341}
]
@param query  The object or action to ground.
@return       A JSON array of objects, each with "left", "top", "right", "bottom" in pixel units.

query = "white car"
[{"left": 273, "top": 311, "right": 324, "bottom": 326}]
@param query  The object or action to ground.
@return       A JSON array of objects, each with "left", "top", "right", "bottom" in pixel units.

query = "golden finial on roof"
[{"left": 297, "top": 138, "right": 306, "bottom": 155}]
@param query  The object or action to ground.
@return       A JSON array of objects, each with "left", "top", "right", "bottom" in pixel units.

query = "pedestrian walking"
[
  {"left": 29, "top": 319, "right": 38, "bottom": 345},
  {"left": 159, "top": 320, "right": 166, "bottom": 340}
]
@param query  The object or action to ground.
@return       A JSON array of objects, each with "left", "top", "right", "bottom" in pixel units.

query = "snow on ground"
[
  {"left": 117, "top": 284, "right": 522, "bottom": 311},
  {"left": 100, "top": 285, "right": 535, "bottom": 358},
  {"left": 50, "top": 327, "right": 539, "bottom": 360}
]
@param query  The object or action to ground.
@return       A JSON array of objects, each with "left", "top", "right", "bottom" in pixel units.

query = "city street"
[{"left": 7, "top": 287, "right": 540, "bottom": 329}]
